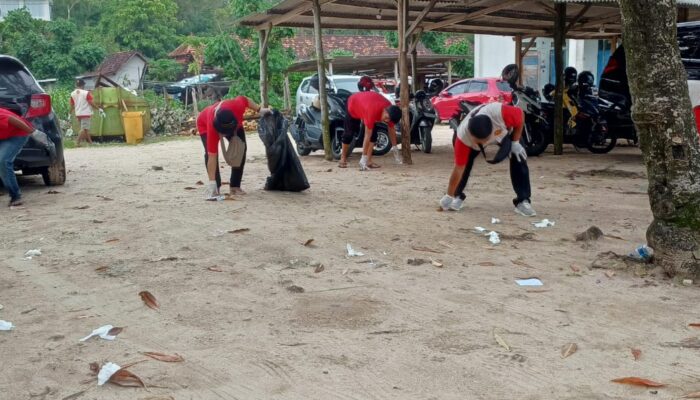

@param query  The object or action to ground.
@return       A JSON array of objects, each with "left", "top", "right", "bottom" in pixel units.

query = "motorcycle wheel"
[
  {"left": 372, "top": 130, "right": 392, "bottom": 156},
  {"left": 418, "top": 125, "right": 432, "bottom": 154},
  {"left": 331, "top": 127, "right": 344, "bottom": 160},
  {"left": 588, "top": 130, "right": 617, "bottom": 154},
  {"left": 296, "top": 141, "right": 312, "bottom": 156},
  {"left": 523, "top": 122, "right": 548, "bottom": 157}
]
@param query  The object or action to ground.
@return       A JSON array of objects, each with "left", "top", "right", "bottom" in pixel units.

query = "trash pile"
[
  {"left": 242, "top": 109, "right": 259, "bottom": 132},
  {"left": 150, "top": 107, "right": 194, "bottom": 136}
]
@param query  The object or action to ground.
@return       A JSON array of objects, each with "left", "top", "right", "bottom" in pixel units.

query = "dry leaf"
[
  {"left": 431, "top": 259, "right": 444, "bottom": 268},
  {"left": 493, "top": 330, "right": 511, "bottom": 351},
  {"left": 478, "top": 261, "right": 496, "bottom": 267},
  {"left": 631, "top": 348, "right": 642, "bottom": 361},
  {"left": 196, "top": 180, "right": 204, "bottom": 185},
  {"left": 689, "top": 323, "right": 700, "bottom": 328},
  {"left": 314, "top": 264, "right": 325, "bottom": 273},
  {"left": 303, "top": 239, "right": 315, "bottom": 247},
  {"left": 683, "top": 392, "right": 700, "bottom": 398},
  {"left": 561, "top": 343, "right": 577, "bottom": 358},
  {"left": 228, "top": 228, "right": 250, "bottom": 234},
  {"left": 89, "top": 362, "right": 100, "bottom": 375},
  {"left": 411, "top": 245, "right": 444, "bottom": 254},
  {"left": 184, "top": 187, "right": 197, "bottom": 190},
  {"left": 138, "top": 291, "right": 159, "bottom": 310},
  {"left": 142, "top": 352, "right": 184, "bottom": 363},
  {"left": 570, "top": 265, "right": 580, "bottom": 273},
  {"left": 611, "top": 377, "right": 666, "bottom": 387},
  {"left": 74, "top": 205, "right": 90, "bottom": 210},
  {"left": 110, "top": 368, "right": 146, "bottom": 387},
  {"left": 108, "top": 327, "right": 124, "bottom": 336},
  {"left": 207, "top": 266, "right": 223, "bottom": 272},
  {"left": 342, "top": 268, "right": 349, "bottom": 275},
  {"left": 140, "top": 396, "right": 175, "bottom": 400},
  {"left": 526, "top": 288, "right": 551, "bottom": 293},
  {"left": 95, "top": 266, "right": 108, "bottom": 272},
  {"left": 438, "top": 241, "right": 453, "bottom": 249},
  {"left": 105, "top": 238, "right": 120, "bottom": 243},
  {"left": 604, "top": 271, "right": 616, "bottom": 279},
  {"left": 47, "top": 190, "right": 61, "bottom": 194}
]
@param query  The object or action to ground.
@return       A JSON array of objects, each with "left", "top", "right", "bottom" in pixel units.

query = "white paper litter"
[
  {"left": 24, "top": 249, "right": 42, "bottom": 259},
  {"left": 97, "top": 362, "right": 121, "bottom": 386},
  {"left": 532, "top": 219, "right": 555, "bottom": 228},
  {"left": 516, "top": 278, "right": 543, "bottom": 286},
  {"left": 0, "top": 320, "right": 14, "bottom": 331},
  {"left": 488, "top": 231, "right": 501, "bottom": 245},
  {"left": 346, "top": 243, "right": 365, "bottom": 257},
  {"left": 80, "top": 325, "right": 117, "bottom": 342},
  {"left": 491, "top": 217, "right": 501, "bottom": 224},
  {"left": 474, "top": 226, "right": 487, "bottom": 233}
]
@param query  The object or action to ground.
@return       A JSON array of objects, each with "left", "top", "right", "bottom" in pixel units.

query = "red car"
[{"left": 431, "top": 77, "right": 513, "bottom": 121}]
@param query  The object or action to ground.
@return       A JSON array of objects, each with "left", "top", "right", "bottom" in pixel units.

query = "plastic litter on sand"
[
  {"left": 628, "top": 245, "right": 654, "bottom": 262},
  {"left": 491, "top": 217, "right": 501, "bottom": 224},
  {"left": 80, "top": 325, "right": 118, "bottom": 342},
  {"left": 346, "top": 244, "right": 365, "bottom": 257},
  {"left": 97, "top": 362, "right": 121, "bottom": 386},
  {"left": 488, "top": 231, "right": 501, "bottom": 245},
  {"left": 532, "top": 219, "right": 555, "bottom": 228},
  {"left": 0, "top": 320, "right": 14, "bottom": 331},
  {"left": 516, "top": 278, "right": 543, "bottom": 286},
  {"left": 24, "top": 249, "right": 41, "bottom": 259}
]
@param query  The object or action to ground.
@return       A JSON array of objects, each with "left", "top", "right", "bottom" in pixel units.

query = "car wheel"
[
  {"left": 331, "top": 127, "right": 344, "bottom": 160},
  {"left": 372, "top": 130, "right": 392, "bottom": 156},
  {"left": 297, "top": 141, "right": 312, "bottom": 156},
  {"left": 418, "top": 125, "right": 432, "bottom": 153},
  {"left": 42, "top": 157, "right": 66, "bottom": 186}
]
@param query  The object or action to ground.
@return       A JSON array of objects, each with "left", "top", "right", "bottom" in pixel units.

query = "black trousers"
[
  {"left": 454, "top": 146, "right": 532, "bottom": 206},
  {"left": 201, "top": 128, "right": 247, "bottom": 189}
]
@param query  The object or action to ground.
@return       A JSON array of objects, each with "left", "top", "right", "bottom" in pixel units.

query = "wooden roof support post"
[
  {"left": 398, "top": 0, "right": 412, "bottom": 164},
  {"left": 515, "top": 35, "right": 523, "bottom": 86},
  {"left": 447, "top": 60, "right": 452, "bottom": 85},
  {"left": 311, "top": 0, "right": 333, "bottom": 160},
  {"left": 409, "top": 31, "right": 422, "bottom": 92},
  {"left": 553, "top": 2, "right": 566, "bottom": 155},
  {"left": 259, "top": 27, "right": 271, "bottom": 107},
  {"left": 611, "top": 36, "right": 618, "bottom": 51},
  {"left": 519, "top": 36, "right": 537, "bottom": 85},
  {"left": 283, "top": 73, "right": 291, "bottom": 113}
]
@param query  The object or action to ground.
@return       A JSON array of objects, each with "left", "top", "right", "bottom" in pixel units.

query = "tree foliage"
[{"left": 147, "top": 59, "right": 184, "bottom": 81}]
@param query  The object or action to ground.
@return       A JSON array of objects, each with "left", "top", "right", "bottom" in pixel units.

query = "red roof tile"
[{"left": 282, "top": 35, "right": 433, "bottom": 60}]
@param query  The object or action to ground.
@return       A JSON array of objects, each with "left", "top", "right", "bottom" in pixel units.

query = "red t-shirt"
[
  {"left": 197, "top": 103, "right": 215, "bottom": 136},
  {"left": 347, "top": 91, "right": 393, "bottom": 130},
  {"left": 201, "top": 96, "right": 250, "bottom": 154},
  {"left": 501, "top": 104, "right": 523, "bottom": 128},
  {"left": 0, "top": 107, "right": 31, "bottom": 140}
]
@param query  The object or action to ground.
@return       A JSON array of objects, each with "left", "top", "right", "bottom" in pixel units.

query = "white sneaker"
[
  {"left": 449, "top": 197, "right": 464, "bottom": 211},
  {"left": 392, "top": 148, "right": 403, "bottom": 164},
  {"left": 439, "top": 195, "right": 453, "bottom": 211},
  {"left": 514, "top": 200, "right": 537, "bottom": 217}
]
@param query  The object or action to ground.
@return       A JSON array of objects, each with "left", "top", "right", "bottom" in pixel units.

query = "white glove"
[
  {"left": 510, "top": 141, "right": 527, "bottom": 162},
  {"left": 259, "top": 107, "right": 272, "bottom": 116},
  {"left": 204, "top": 181, "right": 219, "bottom": 200},
  {"left": 392, "top": 147, "right": 402, "bottom": 164},
  {"left": 98, "top": 108, "right": 106, "bottom": 118}
]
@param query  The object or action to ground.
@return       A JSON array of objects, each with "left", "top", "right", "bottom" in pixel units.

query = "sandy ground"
[{"left": 1, "top": 125, "right": 700, "bottom": 400}]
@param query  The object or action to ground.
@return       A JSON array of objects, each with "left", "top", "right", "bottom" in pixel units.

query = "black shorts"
[{"left": 342, "top": 116, "right": 379, "bottom": 145}]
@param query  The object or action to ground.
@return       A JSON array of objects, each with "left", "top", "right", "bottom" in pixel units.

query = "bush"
[{"left": 48, "top": 84, "right": 73, "bottom": 121}]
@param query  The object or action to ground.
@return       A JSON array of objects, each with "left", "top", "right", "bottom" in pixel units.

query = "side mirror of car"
[{"left": 441, "top": 92, "right": 452, "bottom": 98}]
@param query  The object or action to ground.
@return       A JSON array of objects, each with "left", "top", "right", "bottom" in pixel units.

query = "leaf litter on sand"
[
  {"left": 611, "top": 377, "right": 665, "bottom": 387},
  {"left": 303, "top": 239, "right": 315, "bottom": 247},
  {"left": 207, "top": 266, "right": 223, "bottom": 272},
  {"left": 683, "top": 392, "right": 700, "bottom": 398},
  {"left": 139, "top": 291, "right": 159, "bottom": 310},
  {"left": 93, "top": 361, "right": 146, "bottom": 388},
  {"left": 631, "top": 348, "right": 642, "bottom": 361},
  {"left": 228, "top": 228, "right": 250, "bottom": 234},
  {"left": 493, "top": 329, "right": 510, "bottom": 351},
  {"left": 410, "top": 245, "right": 444, "bottom": 254},
  {"left": 561, "top": 343, "right": 577, "bottom": 358},
  {"left": 141, "top": 352, "right": 184, "bottom": 363}
]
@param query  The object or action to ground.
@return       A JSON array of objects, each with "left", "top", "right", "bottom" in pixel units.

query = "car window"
[
  {"left": 0, "top": 62, "right": 41, "bottom": 96},
  {"left": 333, "top": 78, "right": 359, "bottom": 93},
  {"left": 495, "top": 81, "right": 513, "bottom": 92},
  {"left": 467, "top": 81, "right": 488, "bottom": 93},
  {"left": 307, "top": 82, "right": 318, "bottom": 95},
  {"left": 300, "top": 80, "right": 310, "bottom": 93},
  {"left": 447, "top": 82, "right": 468, "bottom": 95}
]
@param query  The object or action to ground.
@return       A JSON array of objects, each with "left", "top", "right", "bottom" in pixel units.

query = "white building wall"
[
  {"left": 474, "top": 35, "right": 515, "bottom": 78},
  {"left": 111, "top": 57, "right": 147, "bottom": 91},
  {"left": 568, "top": 39, "right": 600, "bottom": 82},
  {"left": 0, "top": 0, "right": 51, "bottom": 21}
]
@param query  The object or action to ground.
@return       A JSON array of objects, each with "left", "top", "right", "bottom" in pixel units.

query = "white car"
[{"left": 295, "top": 74, "right": 393, "bottom": 115}]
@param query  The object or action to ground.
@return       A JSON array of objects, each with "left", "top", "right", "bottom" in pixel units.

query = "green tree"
[
  {"left": 101, "top": 0, "right": 180, "bottom": 59},
  {"left": 329, "top": 49, "right": 353, "bottom": 57},
  {"left": 148, "top": 59, "right": 184, "bottom": 81}
]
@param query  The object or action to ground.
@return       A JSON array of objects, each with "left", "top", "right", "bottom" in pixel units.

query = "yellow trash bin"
[{"left": 122, "top": 111, "right": 145, "bottom": 144}]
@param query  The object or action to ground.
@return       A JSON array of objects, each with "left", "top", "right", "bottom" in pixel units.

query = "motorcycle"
[
  {"left": 501, "top": 64, "right": 549, "bottom": 156},
  {"left": 288, "top": 88, "right": 392, "bottom": 160},
  {"left": 396, "top": 90, "right": 436, "bottom": 153},
  {"left": 539, "top": 68, "right": 617, "bottom": 154}
]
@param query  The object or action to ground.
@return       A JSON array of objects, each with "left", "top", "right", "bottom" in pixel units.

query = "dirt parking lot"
[{"left": 1, "top": 126, "right": 699, "bottom": 400}]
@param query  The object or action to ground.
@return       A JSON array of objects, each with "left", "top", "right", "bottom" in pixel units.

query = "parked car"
[
  {"left": 431, "top": 77, "right": 513, "bottom": 121},
  {"left": 600, "top": 21, "right": 700, "bottom": 138},
  {"left": 0, "top": 55, "right": 65, "bottom": 186},
  {"left": 295, "top": 74, "right": 392, "bottom": 115}
]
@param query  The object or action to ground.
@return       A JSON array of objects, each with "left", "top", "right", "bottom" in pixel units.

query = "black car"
[{"left": 0, "top": 55, "right": 65, "bottom": 186}]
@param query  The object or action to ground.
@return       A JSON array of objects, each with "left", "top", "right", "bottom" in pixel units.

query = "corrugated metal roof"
[{"left": 552, "top": 0, "right": 700, "bottom": 5}]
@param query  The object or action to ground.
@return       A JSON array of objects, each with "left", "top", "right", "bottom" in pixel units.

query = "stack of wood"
[{"left": 243, "top": 109, "right": 259, "bottom": 132}]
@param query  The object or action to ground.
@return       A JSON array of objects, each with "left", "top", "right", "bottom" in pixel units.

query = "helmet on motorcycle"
[
  {"left": 427, "top": 78, "right": 445, "bottom": 94},
  {"left": 564, "top": 67, "right": 578, "bottom": 87},
  {"left": 357, "top": 76, "right": 374, "bottom": 92},
  {"left": 501, "top": 64, "right": 520, "bottom": 88}
]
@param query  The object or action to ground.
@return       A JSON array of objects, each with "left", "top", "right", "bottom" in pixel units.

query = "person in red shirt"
[
  {"left": 197, "top": 96, "right": 270, "bottom": 199},
  {"left": 339, "top": 91, "right": 402, "bottom": 170},
  {"left": 0, "top": 106, "right": 37, "bottom": 206},
  {"left": 439, "top": 102, "right": 535, "bottom": 217}
]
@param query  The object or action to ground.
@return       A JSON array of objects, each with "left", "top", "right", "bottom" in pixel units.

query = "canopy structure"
[
  {"left": 240, "top": 0, "right": 700, "bottom": 160},
  {"left": 286, "top": 54, "right": 463, "bottom": 77}
]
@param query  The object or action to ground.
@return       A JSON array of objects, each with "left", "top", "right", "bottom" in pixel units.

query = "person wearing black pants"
[
  {"left": 199, "top": 126, "right": 246, "bottom": 189},
  {"left": 440, "top": 102, "right": 536, "bottom": 217}
]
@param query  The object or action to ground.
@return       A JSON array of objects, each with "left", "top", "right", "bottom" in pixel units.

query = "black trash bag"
[{"left": 257, "top": 111, "right": 310, "bottom": 192}]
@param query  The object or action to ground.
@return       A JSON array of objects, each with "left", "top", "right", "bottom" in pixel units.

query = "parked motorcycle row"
[
  {"left": 289, "top": 64, "right": 638, "bottom": 159},
  {"left": 289, "top": 76, "right": 441, "bottom": 159}
]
